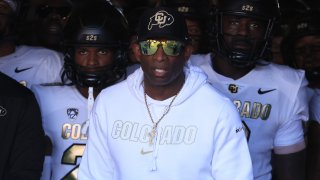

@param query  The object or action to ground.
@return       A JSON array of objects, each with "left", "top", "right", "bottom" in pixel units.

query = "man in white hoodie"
[{"left": 79, "top": 6, "right": 253, "bottom": 180}]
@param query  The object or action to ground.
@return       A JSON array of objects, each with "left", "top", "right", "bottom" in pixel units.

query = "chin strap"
[{"left": 81, "top": 87, "right": 94, "bottom": 135}]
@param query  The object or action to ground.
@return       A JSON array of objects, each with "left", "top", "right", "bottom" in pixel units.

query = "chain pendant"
[
  {"left": 144, "top": 86, "right": 182, "bottom": 147},
  {"left": 148, "top": 124, "right": 157, "bottom": 145}
]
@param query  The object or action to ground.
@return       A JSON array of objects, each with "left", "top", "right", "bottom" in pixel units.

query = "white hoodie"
[{"left": 79, "top": 65, "right": 253, "bottom": 180}]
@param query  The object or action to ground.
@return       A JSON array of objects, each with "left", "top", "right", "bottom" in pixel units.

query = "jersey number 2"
[{"left": 61, "top": 144, "right": 86, "bottom": 180}]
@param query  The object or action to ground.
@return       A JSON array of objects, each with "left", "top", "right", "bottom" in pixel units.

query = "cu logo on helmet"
[{"left": 148, "top": 10, "right": 174, "bottom": 30}]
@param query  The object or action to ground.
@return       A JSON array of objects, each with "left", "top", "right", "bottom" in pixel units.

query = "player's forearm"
[{"left": 272, "top": 149, "right": 306, "bottom": 180}]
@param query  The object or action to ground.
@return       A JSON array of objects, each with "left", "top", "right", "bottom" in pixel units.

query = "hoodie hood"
[{"left": 127, "top": 63, "right": 207, "bottom": 106}]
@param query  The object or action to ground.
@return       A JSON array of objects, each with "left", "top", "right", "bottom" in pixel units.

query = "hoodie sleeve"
[
  {"left": 78, "top": 95, "right": 115, "bottom": 180},
  {"left": 211, "top": 102, "right": 253, "bottom": 180}
]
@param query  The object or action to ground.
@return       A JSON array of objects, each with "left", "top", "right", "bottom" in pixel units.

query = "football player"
[
  {"left": 31, "top": 0, "right": 128, "bottom": 179},
  {"left": 0, "top": 0, "right": 63, "bottom": 88},
  {"left": 190, "top": 0, "right": 309, "bottom": 179},
  {"left": 166, "top": 0, "right": 206, "bottom": 54},
  {"left": 282, "top": 9, "right": 320, "bottom": 180}
]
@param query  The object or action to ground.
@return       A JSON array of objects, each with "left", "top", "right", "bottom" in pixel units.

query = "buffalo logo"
[
  {"left": 148, "top": 10, "right": 174, "bottom": 30},
  {"left": 228, "top": 84, "right": 238, "bottom": 93},
  {"left": 0, "top": 106, "right": 7, "bottom": 116},
  {"left": 67, "top": 108, "right": 79, "bottom": 120}
]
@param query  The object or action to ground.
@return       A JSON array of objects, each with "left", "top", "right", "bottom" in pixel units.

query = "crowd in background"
[{"left": 11, "top": 0, "right": 320, "bottom": 66}]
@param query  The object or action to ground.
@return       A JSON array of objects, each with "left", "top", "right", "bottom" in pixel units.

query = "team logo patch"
[
  {"left": 148, "top": 10, "right": 174, "bottom": 30},
  {"left": 228, "top": 84, "right": 238, "bottom": 93},
  {"left": 0, "top": 106, "right": 7, "bottom": 116},
  {"left": 67, "top": 108, "right": 79, "bottom": 120}
]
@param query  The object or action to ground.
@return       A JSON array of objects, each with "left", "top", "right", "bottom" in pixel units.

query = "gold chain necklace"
[{"left": 144, "top": 87, "right": 182, "bottom": 145}]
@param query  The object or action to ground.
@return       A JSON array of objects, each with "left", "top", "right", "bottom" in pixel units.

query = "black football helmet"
[
  {"left": 215, "top": 0, "right": 280, "bottom": 67},
  {"left": 282, "top": 9, "right": 320, "bottom": 83},
  {"left": 166, "top": 0, "right": 207, "bottom": 54},
  {"left": 0, "top": 0, "right": 20, "bottom": 43},
  {"left": 62, "top": 0, "right": 129, "bottom": 90}
]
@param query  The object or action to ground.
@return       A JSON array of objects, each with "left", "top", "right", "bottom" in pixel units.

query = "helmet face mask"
[
  {"left": 217, "top": 14, "right": 271, "bottom": 67},
  {"left": 282, "top": 9, "right": 320, "bottom": 85},
  {"left": 0, "top": 0, "right": 18, "bottom": 42},
  {"left": 215, "top": 0, "right": 280, "bottom": 68},
  {"left": 74, "top": 62, "right": 116, "bottom": 88},
  {"left": 62, "top": 1, "right": 128, "bottom": 90},
  {"left": 293, "top": 35, "right": 320, "bottom": 83},
  {"left": 64, "top": 45, "right": 127, "bottom": 91}
]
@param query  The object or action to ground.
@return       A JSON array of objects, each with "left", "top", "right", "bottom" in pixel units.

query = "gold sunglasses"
[{"left": 139, "top": 40, "right": 185, "bottom": 56}]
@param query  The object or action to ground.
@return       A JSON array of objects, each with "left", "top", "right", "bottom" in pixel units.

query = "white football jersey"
[
  {"left": 309, "top": 88, "right": 320, "bottom": 123},
  {"left": 190, "top": 54, "right": 309, "bottom": 180},
  {"left": 32, "top": 84, "right": 89, "bottom": 180},
  {"left": 0, "top": 45, "right": 63, "bottom": 88}
]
